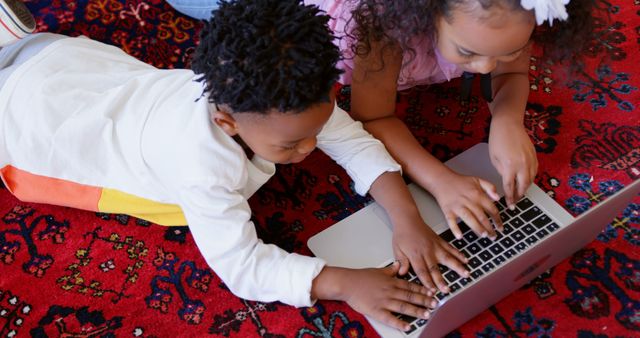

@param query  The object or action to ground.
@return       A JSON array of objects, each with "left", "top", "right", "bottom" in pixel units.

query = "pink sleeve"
[{"left": 304, "top": 0, "right": 357, "bottom": 85}]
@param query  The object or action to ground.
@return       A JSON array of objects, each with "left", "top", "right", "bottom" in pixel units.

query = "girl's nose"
[{"left": 471, "top": 57, "right": 497, "bottom": 74}]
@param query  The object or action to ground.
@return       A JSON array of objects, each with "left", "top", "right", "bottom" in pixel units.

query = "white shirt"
[{"left": 0, "top": 35, "right": 401, "bottom": 307}]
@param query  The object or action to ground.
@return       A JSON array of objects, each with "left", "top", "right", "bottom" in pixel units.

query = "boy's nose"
[
  {"left": 296, "top": 137, "right": 317, "bottom": 154},
  {"left": 471, "top": 57, "right": 497, "bottom": 74}
]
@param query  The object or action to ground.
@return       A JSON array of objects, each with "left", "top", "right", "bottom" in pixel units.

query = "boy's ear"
[{"left": 211, "top": 109, "right": 239, "bottom": 136}]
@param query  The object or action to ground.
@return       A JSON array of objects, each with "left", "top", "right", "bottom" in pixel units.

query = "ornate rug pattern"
[{"left": 0, "top": 1, "right": 638, "bottom": 337}]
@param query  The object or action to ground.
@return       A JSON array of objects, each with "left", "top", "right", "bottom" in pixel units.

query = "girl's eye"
[{"left": 457, "top": 50, "right": 475, "bottom": 59}]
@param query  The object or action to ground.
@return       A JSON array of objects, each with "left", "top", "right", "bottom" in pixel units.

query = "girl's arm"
[
  {"left": 488, "top": 47, "right": 538, "bottom": 208},
  {"left": 350, "top": 41, "right": 502, "bottom": 239}
]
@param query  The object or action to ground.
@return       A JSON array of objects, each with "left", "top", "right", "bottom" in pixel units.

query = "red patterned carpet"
[{"left": 0, "top": 1, "right": 638, "bottom": 337}]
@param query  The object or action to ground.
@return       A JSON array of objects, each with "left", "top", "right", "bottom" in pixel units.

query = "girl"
[{"left": 304, "top": 0, "right": 597, "bottom": 240}]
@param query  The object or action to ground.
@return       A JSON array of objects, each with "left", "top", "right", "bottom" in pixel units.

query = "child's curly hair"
[
  {"left": 192, "top": 0, "right": 342, "bottom": 114},
  {"left": 350, "top": 0, "right": 599, "bottom": 71}
]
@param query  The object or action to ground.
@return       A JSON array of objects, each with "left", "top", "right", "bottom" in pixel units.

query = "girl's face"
[{"left": 435, "top": 4, "right": 535, "bottom": 74}]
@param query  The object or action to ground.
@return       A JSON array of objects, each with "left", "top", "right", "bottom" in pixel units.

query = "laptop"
[{"left": 308, "top": 142, "right": 640, "bottom": 338}]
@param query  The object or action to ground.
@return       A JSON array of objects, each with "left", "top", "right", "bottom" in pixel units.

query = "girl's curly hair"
[
  {"left": 349, "top": 0, "right": 600, "bottom": 71},
  {"left": 191, "top": 0, "right": 342, "bottom": 114}
]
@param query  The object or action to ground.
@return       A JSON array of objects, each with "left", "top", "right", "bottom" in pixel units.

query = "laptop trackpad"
[{"left": 307, "top": 204, "right": 394, "bottom": 269}]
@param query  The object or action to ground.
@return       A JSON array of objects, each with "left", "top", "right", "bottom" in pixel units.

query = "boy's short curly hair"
[{"left": 191, "top": 0, "right": 342, "bottom": 114}]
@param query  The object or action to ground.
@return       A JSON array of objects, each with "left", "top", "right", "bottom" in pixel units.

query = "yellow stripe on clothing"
[{"left": 98, "top": 188, "right": 187, "bottom": 226}]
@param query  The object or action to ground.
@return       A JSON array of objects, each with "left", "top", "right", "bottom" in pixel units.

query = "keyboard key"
[
  {"left": 397, "top": 313, "right": 418, "bottom": 324},
  {"left": 463, "top": 231, "right": 479, "bottom": 243},
  {"left": 479, "top": 250, "right": 494, "bottom": 261},
  {"left": 503, "top": 248, "right": 517, "bottom": 259},
  {"left": 481, "top": 262, "right": 496, "bottom": 273},
  {"left": 435, "top": 292, "right": 447, "bottom": 301},
  {"left": 489, "top": 243, "right": 505, "bottom": 255},
  {"left": 509, "top": 217, "right": 525, "bottom": 228},
  {"left": 515, "top": 242, "right": 527, "bottom": 252},
  {"left": 499, "top": 237, "right": 515, "bottom": 248},
  {"left": 500, "top": 212, "right": 510, "bottom": 223},
  {"left": 399, "top": 273, "right": 413, "bottom": 281},
  {"left": 511, "top": 230, "right": 525, "bottom": 242},
  {"left": 404, "top": 324, "right": 417, "bottom": 335},
  {"left": 546, "top": 222, "right": 560, "bottom": 232},
  {"left": 525, "top": 236, "right": 538, "bottom": 245},
  {"left": 505, "top": 207, "right": 520, "bottom": 218},
  {"left": 459, "top": 277, "right": 472, "bottom": 286},
  {"left": 451, "top": 238, "right": 467, "bottom": 250},
  {"left": 492, "top": 255, "right": 506, "bottom": 266},
  {"left": 444, "top": 270, "right": 460, "bottom": 283},
  {"left": 521, "top": 207, "right": 542, "bottom": 222},
  {"left": 503, "top": 224, "right": 514, "bottom": 234},
  {"left": 460, "top": 248, "right": 471, "bottom": 259},
  {"left": 532, "top": 215, "right": 552, "bottom": 228},
  {"left": 478, "top": 237, "right": 493, "bottom": 248},
  {"left": 471, "top": 269, "right": 484, "bottom": 279},
  {"left": 468, "top": 257, "right": 482, "bottom": 269},
  {"left": 536, "top": 228, "right": 550, "bottom": 239},
  {"left": 449, "top": 283, "right": 461, "bottom": 293},
  {"left": 458, "top": 221, "right": 472, "bottom": 234},
  {"left": 467, "top": 243, "right": 482, "bottom": 255},
  {"left": 516, "top": 197, "right": 534, "bottom": 210},
  {"left": 439, "top": 229, "right": 456, "bottom": 242},
  {"left": 522, "top": 224, "right": 536, "bottom": 235},
  {"left": 416, "top": 319, "right": 428, "bottom": 327}
]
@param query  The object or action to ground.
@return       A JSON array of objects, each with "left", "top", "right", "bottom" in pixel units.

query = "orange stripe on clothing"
[
  {"left": 0, "top": 165, "right": 187, "bottom": 226},
  {"left": 0, "top": 165, "right": 101, "bottom": 211}
]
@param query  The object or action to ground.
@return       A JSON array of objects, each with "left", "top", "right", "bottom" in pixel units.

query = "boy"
[{"left": 0, "top": 0, "right": 467, "bottom": 330}]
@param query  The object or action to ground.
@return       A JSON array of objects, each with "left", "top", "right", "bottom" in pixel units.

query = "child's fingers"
[
  {"left": 394, "top": 254, "right": 410, "bottom": 277},
  {"left": 501, "top": 170, "right": 517, "bottom": 209},
  {"left": 427, "top": 261, "right": 449, "bottom": 294},
  {"left": 410, "top": 259, "right": 437, "bottom": 292},
  {"left": 467, "top": 204, "right": 496, "bottom": 238},
  {"left": 478, "top": 178, "right": 500, "bottom": 201},
  {"left": 516, "top": 170, "right": 531, "bottom": 200},
  {"left": 372, "top": 308, "right": 416, "bottom": 332},
  {"left": 442, "top": 240, "right": 468, "bottom": 264},
  {"left": 457, "top": 206, "right": 491, "bottom": 238},
  {"left": 383, "top": 260, "right": 401, "bottom": 276},
  {"left": 439, "top": 243, "right": 470, "bottom": 278},
  {"left": 445, "top": 213, "right": 463, "bottom": 239},
  {"left": 384, "top": 299, "right": 431, "bottom": 321},
  {"left": 393, "top": 280, "right": 436, "bottom": 307},
  {"left": 477, "top": 178, "right": 503, "bottom": 230}
]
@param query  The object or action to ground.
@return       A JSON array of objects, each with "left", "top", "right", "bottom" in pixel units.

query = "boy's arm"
[
  {"left": 180, "top": 177, "right": 434, "bottom": 331},
  {"left": 488, "top": 47, "right": 538, "bottom": 208}
]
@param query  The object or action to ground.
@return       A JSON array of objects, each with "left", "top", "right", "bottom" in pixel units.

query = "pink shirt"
[{"left": 306, "top": 0, "right": 464, "bottom": 90}]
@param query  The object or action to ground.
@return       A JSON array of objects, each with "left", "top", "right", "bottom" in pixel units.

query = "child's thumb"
[{"left": 383, "top": 261, "right": 401, "bottom": 276}]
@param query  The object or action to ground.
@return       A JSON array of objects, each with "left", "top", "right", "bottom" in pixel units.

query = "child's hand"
[
  {"left": 430, "top": 170, "right": 503, "bottom": 239},
  {"left": 392, "top": 222, "right": 469, "bottom": 293},
  {"left": 342, "top": 262, "right": 436, "bottom": 331},
  {"left": 488, "top": 119, "right": 538, "bottom": 209}
]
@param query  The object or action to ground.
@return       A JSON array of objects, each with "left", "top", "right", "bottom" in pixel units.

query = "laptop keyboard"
[{"left": 395, "top": 196, "right": 561, "bottom": 336}]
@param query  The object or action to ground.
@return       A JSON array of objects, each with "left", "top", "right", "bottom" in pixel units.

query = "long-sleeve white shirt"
[{"left": 0, "top": 34, "right": 401, "bottom": 307}]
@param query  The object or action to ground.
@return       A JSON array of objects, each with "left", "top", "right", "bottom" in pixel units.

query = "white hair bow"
[{"left": 520, "top": 0, "right": 570, "bottom": 26}]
